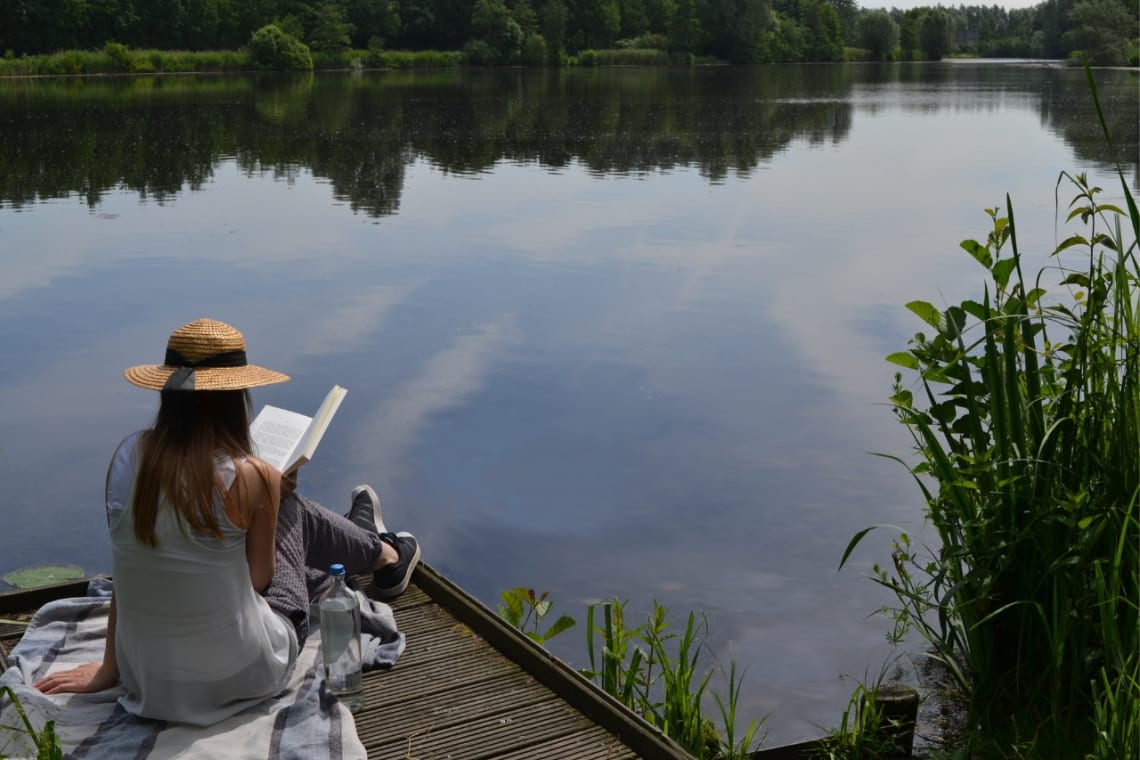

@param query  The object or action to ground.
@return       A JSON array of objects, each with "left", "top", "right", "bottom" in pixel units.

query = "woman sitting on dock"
[{"left": 34, "top": 318, "right": 421, "bottom": 726}]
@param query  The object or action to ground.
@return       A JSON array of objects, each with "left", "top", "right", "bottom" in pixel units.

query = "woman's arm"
[
  {"left": 34, "top": 591, "right": 120, "bottom": 694},
  {"left": 229, "top": 457, "right": 280, "bottom": 593}
]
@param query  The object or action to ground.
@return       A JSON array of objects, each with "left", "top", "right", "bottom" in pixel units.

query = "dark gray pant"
[{"left": 261, "top": 492, "right": 382, "bottom": 646}]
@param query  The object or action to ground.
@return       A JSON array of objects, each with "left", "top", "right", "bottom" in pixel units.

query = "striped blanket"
[{"left": 0, "top": 580, "right": 396, "bottom": 759}]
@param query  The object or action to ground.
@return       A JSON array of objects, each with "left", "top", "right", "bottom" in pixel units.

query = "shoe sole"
[
  {"left": 349, "top": 484, "right": 386, "bottom": 533},
  {"left": 374, "top": 532, "right": 421, "bottom": 599}
]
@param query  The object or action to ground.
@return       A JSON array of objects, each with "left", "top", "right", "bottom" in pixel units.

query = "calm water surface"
[{"left": 1, "top": 62, "right": 1137, "bottom": 742}]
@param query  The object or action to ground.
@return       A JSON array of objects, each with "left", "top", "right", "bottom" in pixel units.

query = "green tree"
[
  {"left": 618, "top": 0, "right": 649, "bottom": 38},
  {"left": 761, "top": 12, "right": 805, "bottom": 61},
  {"left": 858, "top": 9, "right": 897, "bottom": 60},
  {"left": 509, "top": 0, "right": 540, "bottom": 33},
  {"left": 918, "top": 8, "right": 952, "bottom": 60},
  {"left": 307, "top": 2, "right": 354, "bottom": 50},
  {"left": 182, "top": 0, "right": 223, "bottom": 48},
  {"left": 828, "top": 0, "right": 858, "bottom": 43},
  {"left": 344, "top": 0, "right": 401, "bottom": 48},
  {"left": 667, "top": 0, "right": 702, "bottom": 52},
  {"left": 539, "top": 0, "right": 568, "bottom": 60},
  {"left": 805, "top": 0, "right": 843, "bottom": 61},
  {"left": 390, "top": 0, "right": 435, "bottom": 48},
  {"left": 1063, "top": 0, "right": 1136, "bottom": 65},
  {"left": 1036, "top": 0, "right": 1077, "bottom": 57},
  {"left": 645, "top": 0, "right": 675, "bottom": 32},
  {"left": 575, "top": 0, "right": 622, "bottom": 48},
  {"left": 471, "top": 0, "right": 525, "bottom": 62},
  {"left": 699, "top": 0, "right": 770, "bottom": 62},
  {"left": 897, "top": 10, "right": 919, "bottom": 60}
]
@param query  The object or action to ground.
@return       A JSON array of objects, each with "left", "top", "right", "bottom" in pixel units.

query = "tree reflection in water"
[{"left": 0, "top": 64, "right": 1135, "bottom": 212}]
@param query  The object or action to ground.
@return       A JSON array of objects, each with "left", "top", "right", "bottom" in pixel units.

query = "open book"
[{"left": 250, "top": 385, "right": 347, "bottom": 474}]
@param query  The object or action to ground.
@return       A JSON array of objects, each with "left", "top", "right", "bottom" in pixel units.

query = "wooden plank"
[
  {"left": 359, "top": 644, "right": 520, "bottom": 705},
  {"left": 366, "top": 698, "right": 595, "bottom": 760},
  {"left": 0, "top": 577, "right": 97, "bottom": 614},
  {"left": 410, "top": 562, "right": 698, "bottom": 760},
  {"left": 493, "top": 729, "right": 640, "bottom": 760},
  {"left": 356, "top": 670, "right": 546, "bottom": 735},
  {"left": 0, "top": 572, "right": 721, "bottom": 759}
]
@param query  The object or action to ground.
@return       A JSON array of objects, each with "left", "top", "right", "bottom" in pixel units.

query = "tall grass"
[
  {"left": 574, "top": 49, "right": 678, "bottom": 66},
  {"left": 811, "top": 662, "right": 917, "bottom": 760},
  {"left": 0, "top": 44, "right": 462, "bottom": 77},
  {"left": 583, "top": 599, "right": 765, "bottom": 759},
  {"left": 0, "top": 45, "right": 249, "bottom": 76},
  {"left": 312, "top": 49, "right": 462, "bottom": 70},
  {"left": 842, "top": 69, "right": 1138, "bottom": 757}
]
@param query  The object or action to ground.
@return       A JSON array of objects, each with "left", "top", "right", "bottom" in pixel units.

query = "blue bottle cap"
[{"left": 330, "top": 563, "right": 346, "bottom": 576}]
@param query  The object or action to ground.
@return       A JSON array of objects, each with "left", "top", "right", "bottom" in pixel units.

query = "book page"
[
  {"left": 250, "top": 405, "right": 312, "bottom": 472},
  {"left": 290, "top": 385, "right": 347, "bottom": 472}
]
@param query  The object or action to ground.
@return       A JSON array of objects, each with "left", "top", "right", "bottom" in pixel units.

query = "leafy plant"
[
  {"left": 0, "top": 686, "right": 63, "bottom": 759},
  {"left": 811, "top": 661, "right": 918, "bottom": 760},
  {"left": 497, "top": 586, "right": 575, "bottom": 645},
  {"left": 841, "top": 68, "right": 1138, "bottom": 757},
  {"left": 582, "top": 598, "right": 765, "bottom": 759}
]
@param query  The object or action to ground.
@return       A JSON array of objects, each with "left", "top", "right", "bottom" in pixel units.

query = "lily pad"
[{"left": 3, "top": 565, "right": 85, "bottom": 589}]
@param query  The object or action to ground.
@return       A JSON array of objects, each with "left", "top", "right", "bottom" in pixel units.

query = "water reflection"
[
  {"left": 2, "top": 65, "right": 1134, "bottom": 217},
  {"left": 0, "top": 64, "right": 1136, "bottom": 744}
]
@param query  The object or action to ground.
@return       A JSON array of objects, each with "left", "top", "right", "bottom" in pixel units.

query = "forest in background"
[{"left": 1, "top": 0, "right": 1137, "bottom": 68}]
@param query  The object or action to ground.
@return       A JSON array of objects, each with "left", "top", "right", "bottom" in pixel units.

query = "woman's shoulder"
[{"left": 108, "top": 430, "right": 146, "bottom": 472}]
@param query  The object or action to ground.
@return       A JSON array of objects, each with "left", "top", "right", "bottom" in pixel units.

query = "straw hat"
[{"left": 124, "top": 319, "right": 290, "bottom": 391}]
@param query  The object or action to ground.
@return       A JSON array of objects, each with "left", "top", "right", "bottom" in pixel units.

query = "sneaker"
[
  {"left": 372, "top": 532, "right": 421, "bottom": 599},
  {"left": 347, "top": 484, "right": 386, "bottom": 535}
]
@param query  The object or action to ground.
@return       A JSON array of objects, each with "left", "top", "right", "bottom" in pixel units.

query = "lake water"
[{"left": 1, "top": 62, "right": 1136, "bottom": 743}]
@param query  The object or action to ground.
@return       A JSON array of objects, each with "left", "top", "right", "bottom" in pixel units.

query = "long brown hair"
[{"left": 132, "top": 389, "right": 254, "bottom": 546}]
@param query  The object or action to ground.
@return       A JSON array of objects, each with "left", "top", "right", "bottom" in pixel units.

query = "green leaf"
[
  {"left": 960, "top": 239, "right": 992, "bottom": 269},
  {"left": 961, "top": 300, "right": 987, "bottom": 320},
  {"left": 3, "top": 566, "right": 84, "bottom": 589},
  {"left": 544, "top": 615, "right": 577, "bottom": 640},
  {"left": 906, "top": 301, "right": 942, "bottom": 329},
  {"left": 886, "top": 352, "right": 920, "bottom": 370},
  {"left": 931, "top": 402, "right": 957, "bottom": 424},
  {"left": 534, "top": 599, "right": 551, "bottom": 619},
  {"left": 941, "top": 306, "right": 967, "bottom": 339},
  {"left": 1060, "top": 273, "right": 1090, "bottom": 288},
  {"left": 992, "top": 258, "right": 1017, "bottom": 289},
  {"left": 1053, "top": 233, "right": 1088, "bottom": 254},
  {"left": 889, "top": 389, "right": 914, "bottom": 408},
  {"left": 499, "top": 589, "right": 524, "bottom": 625}
]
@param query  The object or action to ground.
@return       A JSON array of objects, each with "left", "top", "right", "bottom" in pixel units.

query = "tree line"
[{"left": 0, "top": 0, "right": 1136, "bottom": 65}]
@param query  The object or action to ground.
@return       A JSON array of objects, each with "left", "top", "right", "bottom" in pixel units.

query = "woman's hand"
[{"left": 35, "top": 662, "right": 118, "bottom": 694}]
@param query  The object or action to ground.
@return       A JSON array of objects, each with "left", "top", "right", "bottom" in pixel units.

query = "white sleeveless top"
[{"left": 106, "top": 431, "right": 298, "bottom": 726}]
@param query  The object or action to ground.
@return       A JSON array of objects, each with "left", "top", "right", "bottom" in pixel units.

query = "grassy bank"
[
  {"left": 0, "top": 41, "right": 726, "bottom": 77},
  {"left": 0, "top": 44, "right": 463, "bottom": 77}
]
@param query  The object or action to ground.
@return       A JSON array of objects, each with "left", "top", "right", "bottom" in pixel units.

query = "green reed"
[
  {"left": 0, "top": 45, "right": 249, "bottom": 77},
  {"left": 842, "top": 69, "right": 1138, "bottom": 757},
  {"left": 0, "top": 686, "right": 62, "bottom": 760},
  {"left": 313, "top": 49, "right": 463, "bottom": 70},
  {"left": 582, "top": 599, "right": 765, "bottom": 759},
  {"left": 811, "top": 663, "right": 910, "bottom": 760},
  {"left": 588, "top": 49, "right": 674, "bottom": 66}
]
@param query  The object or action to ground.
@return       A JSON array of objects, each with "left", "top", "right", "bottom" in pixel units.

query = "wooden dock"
[{"left": 2, "top": 565, "right": 818, "bottom": 759}]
